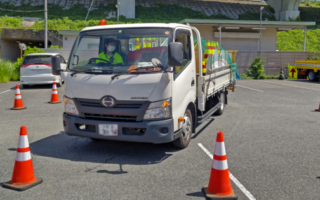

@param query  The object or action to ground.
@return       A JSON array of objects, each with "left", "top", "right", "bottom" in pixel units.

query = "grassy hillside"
[{"left": 277, "top": 29, "right": 320, "bottom": 51}]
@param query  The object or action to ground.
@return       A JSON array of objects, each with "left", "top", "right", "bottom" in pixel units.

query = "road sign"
[
  {"left": 19, "top": 43, "right": 27, "bottom": 50},
  {"left": 288, "top": 65, "right": 297, "bottom": 79}
]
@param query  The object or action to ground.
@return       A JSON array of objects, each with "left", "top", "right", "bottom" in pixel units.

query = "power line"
[
  {"left": 0, "top": 8, "right": 44, "bottom": 12},
  {"left": 47, "top": 30, "right": 63, "bottom": 41},
  {"left": 83, "top": 0, "right": 96, "bottom": 28}
]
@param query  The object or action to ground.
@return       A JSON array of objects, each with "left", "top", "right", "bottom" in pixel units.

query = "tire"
[
  {"left": 308, "top": 70, "right": 317, "bottom": 82},
  {"left": 22, "top": 84, "right": 29, "bottom": 88},
  {"left": 172, "top": 109, "right": 192, "bottom": 149},
  {"left": 215, "top": 91, "right": 225, "bottom": 116}
]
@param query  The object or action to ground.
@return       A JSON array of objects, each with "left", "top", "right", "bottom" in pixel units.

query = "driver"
[{"left": 97, "top": 38, "right": 123, "bottom": 65}]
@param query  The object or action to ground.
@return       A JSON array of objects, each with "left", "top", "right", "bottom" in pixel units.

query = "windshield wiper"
[
  {"left": 111, "top": 66, "right": 162, "bottom": 80},
  {"left": 70, "top": 69, "right": 92, "bottom": 77},
  {"left": 71, "top": 69, "right": 114, "bottom": 77}
]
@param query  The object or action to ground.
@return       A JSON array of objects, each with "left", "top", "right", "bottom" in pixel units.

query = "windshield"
[
  {"left": 23, "top": 56, "right": 51, "bottom": 64},
  {"left": 68, "top": 28, "right": 173, "bottom": 74}
]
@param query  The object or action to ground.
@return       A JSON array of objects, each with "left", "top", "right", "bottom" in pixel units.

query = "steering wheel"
[{"left": 88, "top": 58, "right": 112, "bottom": 65}]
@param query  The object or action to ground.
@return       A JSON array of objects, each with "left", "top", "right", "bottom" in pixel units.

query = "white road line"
[
  {"left": 257, "top": 80, "right": 320, "bottom": 92},
  {"left": 0, "top": 90, "right": 10, "bottom": 94},
  {"left": 237, "top": 85, "right": 264, "bottom": 93},
  {"left": 198, "top": 143, "right": 256, "bottom": 200}
]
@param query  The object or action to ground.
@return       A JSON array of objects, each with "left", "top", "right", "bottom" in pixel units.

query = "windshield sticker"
[{"left": 165, "top": 31, "right": 170, "bottom": 35}]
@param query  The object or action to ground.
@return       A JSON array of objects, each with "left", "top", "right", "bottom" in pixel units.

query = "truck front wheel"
[{"left": 172, "top": 109, "right": 192, "bottom": 149}]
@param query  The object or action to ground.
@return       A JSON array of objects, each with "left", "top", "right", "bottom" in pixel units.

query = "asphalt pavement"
[{"left": 0, "top": 80, "right": 319, "bottom": 200}]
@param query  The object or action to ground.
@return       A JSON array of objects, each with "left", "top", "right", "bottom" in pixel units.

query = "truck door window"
[{"left": 174, "top": 29, "right": 192, "bottom": 79}]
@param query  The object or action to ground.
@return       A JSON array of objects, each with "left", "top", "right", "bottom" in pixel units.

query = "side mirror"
[
  {"left": 51, "top": 55, "right": 61, "bottom": 75},
  {"left": 168, "top": 42, "right": 183, "bottom": 66}
]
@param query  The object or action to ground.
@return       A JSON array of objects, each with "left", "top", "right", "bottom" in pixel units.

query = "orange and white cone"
[
  {"left": 202, "top": 132, "right": 238, "bottom": 200},
  {"left": 11, "top": 85, "right": 26, "bottom": 110},
  {"left": 2, "top": 126, "right": 42, "bottom": 191},
  {"left": 315, "top": 103, "right": 320, "bottom": 112},
  {"left": 48, "top": 82, "right": 61, "bottom": 104}
]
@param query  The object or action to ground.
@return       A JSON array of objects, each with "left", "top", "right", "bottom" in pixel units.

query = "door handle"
[{"left": 191, "top": 79, "right": 195, "bottom": 86}]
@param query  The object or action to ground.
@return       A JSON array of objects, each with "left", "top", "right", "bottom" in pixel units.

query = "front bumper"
[
  {"left": 20, "top": 75, "right": 60, "bottom": 85},
  {"left": 63, "top": 113, "right": 179, "bottom": 144}
]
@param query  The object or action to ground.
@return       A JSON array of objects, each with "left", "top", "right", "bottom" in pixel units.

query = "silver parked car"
[{"left": 20, "top": 53, "right": 67, "bottom": 88}]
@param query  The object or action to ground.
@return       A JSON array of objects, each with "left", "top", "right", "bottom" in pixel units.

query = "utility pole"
[
  {"left": 259, "top": 6, "right": 264, "bottom": 57},
  {"left": 44, "top": 0, "right": 48, "bottom": 49},
  {"left": 304, "top": 26, "right": 306, "bottom": 51},
  {"left": 116, "top": 2, "right": 120, "bottom": 24}
]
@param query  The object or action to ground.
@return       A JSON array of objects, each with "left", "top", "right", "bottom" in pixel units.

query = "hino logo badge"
[{"left": 101, "top": 96, "right": 115, "bottom": 107}]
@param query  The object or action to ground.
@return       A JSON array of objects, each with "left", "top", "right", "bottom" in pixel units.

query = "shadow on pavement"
[
  {"left": 19, "top": 84, "right": 55, "bottom": 90},
  {"left": 186, "top": 191, "right": 204, "bottom": 198},
  {"left": 289, "top": 80, "right": 320, "bottom": 84},
  {"left": 193, "top": 118, "right": 215, "bottom": 139},
  {"left": 30, "top": 131, "right": 179, "bottom": 166}
]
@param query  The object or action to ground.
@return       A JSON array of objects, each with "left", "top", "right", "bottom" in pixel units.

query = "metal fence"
[{"left": 235, "top": 51, "right": 310, "bottom": 75}]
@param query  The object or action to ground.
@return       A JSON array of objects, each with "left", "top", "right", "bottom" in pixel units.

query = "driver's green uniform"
[{"left": 97, "top": 52, "right": 123, "bottom": 64}]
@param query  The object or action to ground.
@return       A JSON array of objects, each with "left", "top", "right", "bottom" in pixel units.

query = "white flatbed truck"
[{"left": 51, "top": 23, "right": 235, "bottom": 149}]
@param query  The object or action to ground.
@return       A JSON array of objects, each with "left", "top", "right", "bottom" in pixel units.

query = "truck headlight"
[
  {"left": 63, "top": 96, "right": 79, "bottom": 116},
  {"left": 144, "top": 99, "right": 171, "bottom": 120}
]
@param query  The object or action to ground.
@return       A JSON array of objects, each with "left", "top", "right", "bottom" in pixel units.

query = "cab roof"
[
  {"left": 81, "top": 23, "right": 190, "bottom": 32},
  {"left": 25, "top": 53, "right": 60, "bottom": 56}
]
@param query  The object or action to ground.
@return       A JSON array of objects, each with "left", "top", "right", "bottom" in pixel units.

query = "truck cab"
[{"left": 52, "top": 23, "right": 234, "bottom": 149}]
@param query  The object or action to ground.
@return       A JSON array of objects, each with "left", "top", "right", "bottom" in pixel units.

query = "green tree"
[{"left": 247, "top": 56, "right": 266, "bottom": 79}]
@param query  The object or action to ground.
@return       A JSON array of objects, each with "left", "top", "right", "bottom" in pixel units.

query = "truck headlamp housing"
[
  {"left": 144, "top": 99, "right": 172, "bottom": 120},
  {"left": 63, "top": 96, "right": 79, "bottom": 116}
]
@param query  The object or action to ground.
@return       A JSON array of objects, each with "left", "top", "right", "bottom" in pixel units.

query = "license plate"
[{"left": 98, "top": 124, "right": 118, "bottom": 136}]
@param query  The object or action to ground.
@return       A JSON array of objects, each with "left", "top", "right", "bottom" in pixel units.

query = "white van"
[
  {"left": 20, "top": 53, "right": 67, "bottom": 88},
  {"left": 51, "top": 23, "right": 235, "bottom": 149}
]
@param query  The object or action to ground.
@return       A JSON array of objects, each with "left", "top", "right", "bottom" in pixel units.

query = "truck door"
[{"left": 172, "top": 28, "right": 196, "bottom": 131}]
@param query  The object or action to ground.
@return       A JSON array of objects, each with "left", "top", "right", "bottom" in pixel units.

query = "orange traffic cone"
[
  {"left": 11, "top": 85, "right": 26, "bottom": 110},
  {"left": 2, "top": 126, "right": 42, "bottom": 191},
  {"left": 48, "top": 82, "right": 61, "bottom": 104},
  {"left": 315, "top": 103, "right": 320, "bottom": 112},
  {"left": 202, "top": 132, "right": 238, "bottom": 200}
]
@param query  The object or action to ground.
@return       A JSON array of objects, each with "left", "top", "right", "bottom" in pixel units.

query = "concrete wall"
[
  {"left": 261, "top": 28, "right": 277, "bottom": 51},
  {"left": 118, "top": 0, "right": 135, "bottom": 18},
  {"left": 62, "top": 35, "right": 77, "bottom": 49},
  {"left": 41, "top": 49, "right": 72, "bottom": 60},
  {"left": 193, "top": 26, "right": 214, "bottom": 41},
  {"left": 0, "top": 28, "right": 62, "bottom": 61},
  {"left": 194, "top": 27, "right": 277, "bottom": 51},
  {"left": 267, "top": 0, "right": 300, "bottom": 21},
  {"left": 235, "top": 51, "right": 309, "bottom": 75},
  {"left": 0, "top": 40, "right": 21, "bottom": 61}
]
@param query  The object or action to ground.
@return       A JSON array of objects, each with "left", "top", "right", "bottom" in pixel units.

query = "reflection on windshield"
[{"left": 69, "top": 28, "right": 172, "bottom": 74}]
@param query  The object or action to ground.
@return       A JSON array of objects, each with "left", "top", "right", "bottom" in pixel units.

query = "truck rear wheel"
[
  {"left": 172, "top": 109, "right": 192, "bottom": 149},
  {"left": 215, "top": 91, "right": 225, "bottom": 116}
]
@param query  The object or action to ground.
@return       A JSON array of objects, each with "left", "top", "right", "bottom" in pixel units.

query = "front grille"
[
  {"left": 84, "top": 113, "right": 137, "bottom": 122},
  {"left": 78, "top": 100, "right": 143, "bottom": 109},
  {"left": 123, "top": 128, "right": 146, "bottom": 136}
]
